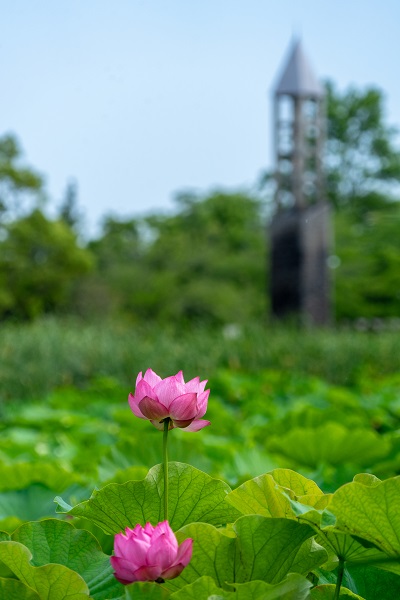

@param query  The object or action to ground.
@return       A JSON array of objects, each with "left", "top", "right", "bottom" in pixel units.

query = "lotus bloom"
[
  {"left": 111, "top": 521, "right": 193, "bottom": 584},
  {"left": 129, "top": 369, "right": 210, "bottom": 431}
]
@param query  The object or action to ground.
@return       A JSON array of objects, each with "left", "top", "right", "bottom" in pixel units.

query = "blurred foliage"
[
  {"left": 58, "top": 179, "right": 82, "bottom": 231},
  {"left": 0, "top": 210, "right": 94, "bottom": 319},
  {"left": 335, "top": 203, "right": 400, "bottom": 319},
  {"left": 1, "top": 366, "right": 400, "bottom": 597},
  {"left": 78, "top": 191, "right": 266, "bottom": 324},
  {"left": 1, "top": 318, "right": 400, "bottom": 403},
  {"left": 324, "top": 84, "right": 400, "bottom": 315},
  {"left": 0, "top": 134, "right": 43, "bottom": 222},
  {"left": 325, "top": 81, "right": 400, "bottom": 209},
  {"left": 1, "top": 363, "right": 400, "bottom": 528},
  {"left": 0, "top": 82, "right": 400, "bottom": 323}
]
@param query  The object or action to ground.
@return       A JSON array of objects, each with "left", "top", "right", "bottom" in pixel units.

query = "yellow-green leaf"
[
  {"left": 329, "top": 476, "right": 400, "bottom": 556},
  {"left": 0, "top": 540, "right": 89, "bottom": 599}
]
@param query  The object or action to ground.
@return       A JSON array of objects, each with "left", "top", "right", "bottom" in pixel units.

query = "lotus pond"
[{"left": 1, "top": 321, "right": 400, "bottom": 598}]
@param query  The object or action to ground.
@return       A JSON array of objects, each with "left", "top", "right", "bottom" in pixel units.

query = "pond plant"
[{"left": 0, "top": 369, "right": 400, "bottom": 599}]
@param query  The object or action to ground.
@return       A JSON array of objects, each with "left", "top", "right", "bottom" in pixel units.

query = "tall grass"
[{"left": 1, "top": 317, "right": 400, "bottom": 402}]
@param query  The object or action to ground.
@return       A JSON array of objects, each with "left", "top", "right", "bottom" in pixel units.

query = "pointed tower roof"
[{"left": 274, "top": 39, "right": 324, "bottom": 98}]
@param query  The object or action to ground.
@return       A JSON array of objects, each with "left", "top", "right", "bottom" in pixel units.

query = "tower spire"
[{"left": 275, "top": 39, "right": 323, "bottom": 98}]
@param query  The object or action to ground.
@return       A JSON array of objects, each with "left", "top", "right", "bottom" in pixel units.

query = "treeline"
[
  {"left": 0, "top": 190, "right": 266, "bottom": 323},
  {"left": 1, "top": 82, "right": 400, "bottom": 325}
]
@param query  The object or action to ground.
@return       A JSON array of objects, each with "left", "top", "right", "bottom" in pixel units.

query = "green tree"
[
  {"left": 0, "top": 209, "right": 94, "bottom": 319},
  {"left": 137, "top": 191, "right": 266, "bottom": 324},
  {"left": 88, "top": 191, "right": 267, "bottom": 325},
  {"left": 0, "top": 134, "right": 43, "bottom": 222},
  {"left": 334, "top": 203, "right": 400, "bottom": 320},
  {"left": 325, "top": 81, "right": 400, "bottom": 211},
  {"left": 58, "top": 179, "right": 82, "bottom": 231},
  {"left": 325, "top": 83, "right": 400, "bottom": 320},
  {"left": 74, "top": 216, "right": 144, "bottom": 318}
]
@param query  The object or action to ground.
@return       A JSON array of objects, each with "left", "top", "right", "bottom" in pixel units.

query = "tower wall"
[{"left": 270, "top": 203, "right": 331, "bottom": 325}]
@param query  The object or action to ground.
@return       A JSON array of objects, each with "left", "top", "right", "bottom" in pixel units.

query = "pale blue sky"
[{"left": 2, "top": 1, "right": 400, "bottom": 234}]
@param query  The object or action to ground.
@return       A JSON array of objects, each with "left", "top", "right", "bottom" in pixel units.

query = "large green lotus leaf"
[
  {"left": 11, "top": 519, "right": 123, "bottom": 600},
  {"left": 169, "top": 576, "right": 220, "bottom": 599},
  {"left": 233, "top": 516, "right": 327, "bottom": 584},
  {"left": 231, "top": 575, "right": 312, "bottom": 599},
  {"left": 0, "top": 485, "right": 63, "bottom": 523},
  {"left": 165, "top": 517, "right": 327, "bottom": 592},
  {"left": 312, "top": 561, "right": 400, "bottom": 599},
  {"left": 329, "top": 476, "right": 400, "bottom": 556},
  {"left": 343, "top": 564, "right": 400, "bottom": 600},
  {"left": 267, "top": 423, "right": 390, "bottom": 468},
  {"left": 56, "top": 462, "right": 241, "bottom": 533},
  {"left": 225, "top": 469, "right": 327, "bottom": 518},
  {"left": 0, "top": 541, "right": 89, "bottom": 599},
  {"left": 269, "top": 469, "right": 325, "bottom": 496},
  {"left": 0, "top": 577, "right": 40, "bottom": 600},
  {"left": 298, "top": 495, "right": 332, "bottom": 511},
  {"left": 225, "top": 473, "right": 291, "bottom": 518},
  {"left": 286, "top": 491, "right": 400, "bottom": 575},
  {"left": 169, "top": 574, "right": 312, "bottom": 599},
  {"left": 0, "top": 462, "right": 78, "bottom": 492},
  {"left": 167, "top": 523, "right": 235, "bottom": 590},
  {"left": 315, "top": 530, "right": 391, "bottom": 571},
  {"left": 72, "top": 517, "right": 115, "bottom": 555},
  {"left": 310, "top": 585, "right": 364, "bottom": 598},
  {"left": 125, "top": 581, "right": 171, "bottom": 598},
  {"left": 288, "top": 500, "right": 400, "bottom": 577}
]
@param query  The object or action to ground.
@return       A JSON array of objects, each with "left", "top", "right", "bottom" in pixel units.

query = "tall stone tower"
[{"left": 270, "top": 39, "right": 331, "bottom": 325}]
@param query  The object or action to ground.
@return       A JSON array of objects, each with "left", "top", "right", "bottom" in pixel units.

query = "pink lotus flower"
[
  {"left": 128, "top": 369, "right": 210, "bottom": 431},
  {"left": 111, "top": 521, "right": 193, "bottom": 585}
]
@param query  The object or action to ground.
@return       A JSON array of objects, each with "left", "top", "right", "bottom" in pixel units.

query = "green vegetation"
[
  {"left": 0, "top": 324, "right": 400, "bottom": 597},
  {"left": 82, "top": 191, "right": 266, "bottom": 324},
  {"left": 0, "top": 320, "right": 399, "bottom": 491},
  {"left": 1, "top": 318, "right": 400, "bottom": 403},
  {"left": 1, "top": 83, "right": 400, "bottom": 325},
  {"left": 0, "top": 134, "right": 43, "bottom": 221},
  {"left": 0, "top": 210, "right": 93, "bottom": 319},
  {"left": 325, "top": 81, "right": 400, "bottom": 209}
]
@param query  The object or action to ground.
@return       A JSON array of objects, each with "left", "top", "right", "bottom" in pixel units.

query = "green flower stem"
[
  {"left": 334, "top": 558, "right": 345, "bottom": 600},
  {"left": 163, "top": 418, "right": 170, "bottom": 521}
]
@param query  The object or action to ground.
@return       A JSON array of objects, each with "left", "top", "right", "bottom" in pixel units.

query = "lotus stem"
[
  {"left": 334, "top": 558, "right": 345, "bottom": 600},
  {"left": 163, "top": 418, "right": 170, "bottom": 521}
]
